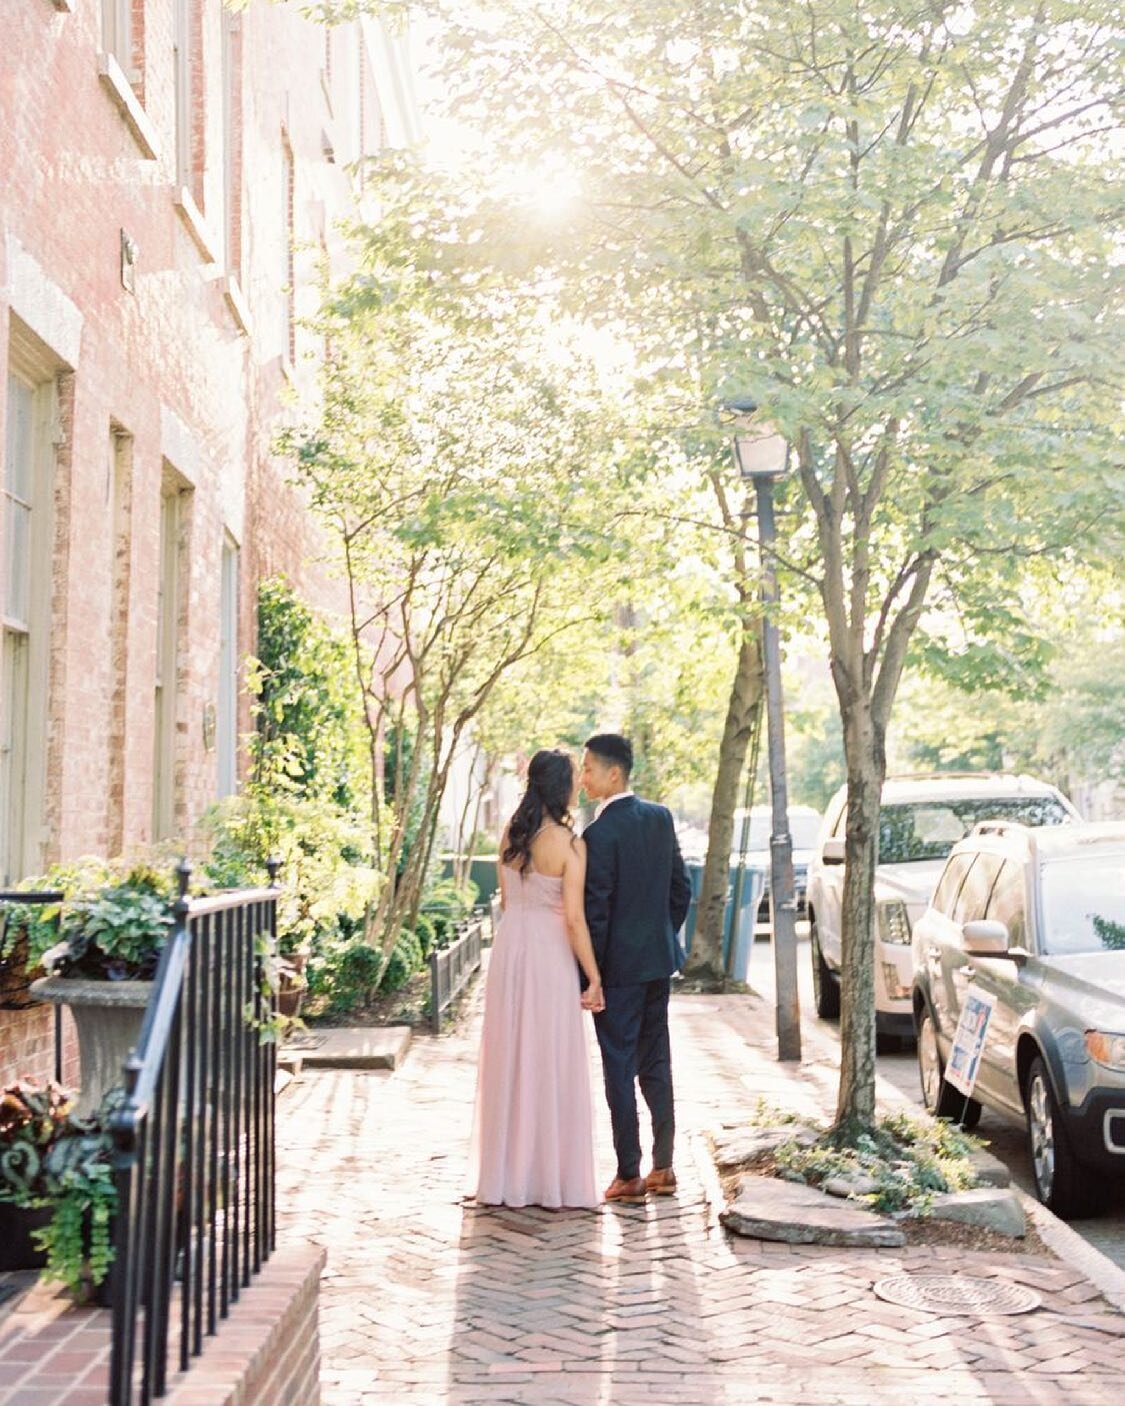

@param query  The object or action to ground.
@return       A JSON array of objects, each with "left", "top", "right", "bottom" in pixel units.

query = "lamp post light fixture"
[{"left": 724, "top": 397, "right": 802, "bottom": 1062}]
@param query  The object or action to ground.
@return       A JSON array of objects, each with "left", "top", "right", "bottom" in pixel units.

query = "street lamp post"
[{"left": 727, "top": 400, "right": 802, "bottom": 1062}]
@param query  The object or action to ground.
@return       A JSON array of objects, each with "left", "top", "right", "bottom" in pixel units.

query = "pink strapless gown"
[{"left": 467, "top": 865, "right": 598, "bottom": 1209}]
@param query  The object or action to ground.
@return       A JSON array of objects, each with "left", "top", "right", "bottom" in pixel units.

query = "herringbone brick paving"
[{"left": 276, "top": 976, "right": 1124, "bottom": 1405}]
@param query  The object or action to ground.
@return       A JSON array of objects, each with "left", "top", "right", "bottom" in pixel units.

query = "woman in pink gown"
[{"left": 467, "top": 749, "right": 604, "bottom": 1209}]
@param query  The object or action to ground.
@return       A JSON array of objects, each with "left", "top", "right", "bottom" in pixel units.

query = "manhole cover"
[{"left": 873, "top": 1274, "right": 1040, "bottom": 1316}]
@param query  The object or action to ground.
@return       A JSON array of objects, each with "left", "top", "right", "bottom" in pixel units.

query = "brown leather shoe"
[
  {"left": 604, "top": 1175, "right": 647, "bottom": 1204},
  {"left": 645, "top": 1167, "right": 677, "bottom": 1196}
]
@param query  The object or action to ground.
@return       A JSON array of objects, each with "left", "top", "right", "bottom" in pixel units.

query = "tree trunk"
[
  {"left": 684, "top": 624, "right": 764, "bottom": 986},
  {"left": 833, "top": 701, "right": 887, "bottom": 1136}
]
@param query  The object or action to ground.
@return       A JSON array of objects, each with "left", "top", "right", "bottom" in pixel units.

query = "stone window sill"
[
  {"left": 174, "top": 188, "right": 220, "bottom": 265},
  {"left": 98, "top": 53, "right": 159, "bottom": 160},
  {"left": 223, "top": 275, "right": 252, "bottom": 337}
]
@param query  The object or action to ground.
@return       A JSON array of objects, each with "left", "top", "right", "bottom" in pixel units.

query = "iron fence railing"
[
  {"left": 108, "top": 861, "right": 279, "bottom": 1405},
  {"left": 429, "top": 912, "right": 484, "bottom": 1035}
]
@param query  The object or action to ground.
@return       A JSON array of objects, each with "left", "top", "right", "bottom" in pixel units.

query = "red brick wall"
[
  {"left": 0, "top": 1243, "right": 325, "bottom": 1404},
  {"left": 0, "top": 2, "right": 397, "bottom": 1087},
  {"left": 0, "top": 1005, "right": 79, "bottom": 1092},
  {"left": 162, "top": 1245, "right": 326, "bottom": 1406}
]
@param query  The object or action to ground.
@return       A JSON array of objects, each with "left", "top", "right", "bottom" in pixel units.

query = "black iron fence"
[
  {"left": 429, "top": 912, "right": 485, "bottom": 1035},
  {"left": 109, "top": 861, "right": 279, "bottom": 1405}
]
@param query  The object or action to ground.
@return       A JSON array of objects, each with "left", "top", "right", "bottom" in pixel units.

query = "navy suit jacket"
[{"left": 582, "top": 795, "right": 692, "bottom": 988}]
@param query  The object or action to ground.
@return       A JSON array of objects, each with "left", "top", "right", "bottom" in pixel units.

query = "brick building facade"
[{"left": 0, "top": 0, "right": 417, "bottom": 1086}]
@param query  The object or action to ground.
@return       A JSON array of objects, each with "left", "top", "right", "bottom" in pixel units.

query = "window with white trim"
[
  {"left": 101, "top": 0, "right": 131, "bottom": 70},
  {"left": 1, "top": 370, "right": 56, "bottom": 883},
  {"left": 153, "top": 474, "right": 189, "bottom": 840},
  {"left": 173, "top": 0, "right": 195, "bottom": 190},
  {"left": 217, "top": 536, "right": 239, "bottom": 798}
]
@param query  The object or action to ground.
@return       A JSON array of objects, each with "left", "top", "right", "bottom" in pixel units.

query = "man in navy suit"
[{"left": 580, "top": 734, "right": 692, "bottom": 1204}]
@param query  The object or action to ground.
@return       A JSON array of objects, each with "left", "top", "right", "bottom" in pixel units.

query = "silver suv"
[
  {"left": 911, "top": 821, "right": 1125, "bottom": 1218},
  {"left": 807, "top": 774, "right": 1079, "bottom": 1048}
]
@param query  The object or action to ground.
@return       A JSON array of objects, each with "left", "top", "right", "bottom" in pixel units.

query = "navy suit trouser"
[{"left": 593, "top": 978, "right": 674, "bottom": 1180}]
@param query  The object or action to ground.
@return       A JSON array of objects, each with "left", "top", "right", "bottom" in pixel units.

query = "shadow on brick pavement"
[{"left": 276, "top": 966, "right": 1124, "bottom": 1405}]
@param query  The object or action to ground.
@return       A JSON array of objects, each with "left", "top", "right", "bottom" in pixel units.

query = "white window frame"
[
  {"left": 2, "top": 370, "right": 57, "bottom": 883},
  {"left": 101, "top": 0, "right": 131, "bottom": 69},
  {"left": 282, "top": 131, "right": 295, "bottom": 367},
  {"left": 152, "top": 478, "right": 185, "bottom": 840},
  {"left": 217, "top": 535, "right": 239, "bottom": 798},
  {"left": 173, "top": 0, "right": 193, "bottom": 189}
]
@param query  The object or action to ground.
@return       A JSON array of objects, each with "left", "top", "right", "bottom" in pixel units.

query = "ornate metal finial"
[
  {"left": 266, "top": 856, "right": 281, "bottom": 888},
  {"left": 121, "top": 1051, "right": 143, "bottom": 1094},
  {"left": 175, "top": 858, "right": 192, "bottom": 900}
]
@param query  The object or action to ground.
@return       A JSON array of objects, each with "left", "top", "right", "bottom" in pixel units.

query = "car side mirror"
[
  {"left": 821, "top": 837, "right": 845, "bottom": 866},
  {"left": 962, "top": 918, "right": 1010, "bottom": 956}
]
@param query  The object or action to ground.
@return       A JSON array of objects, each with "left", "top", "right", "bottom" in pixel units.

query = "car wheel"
[
  {"left": 1025, "top": 1056, "right": 1084, "bottom": 1219},
  {"left": 810, "top": 916, "right": 840, "bottom": 1019},
  {"left": 917, "top": 1006, "right": 981, "bottom": 1125}
]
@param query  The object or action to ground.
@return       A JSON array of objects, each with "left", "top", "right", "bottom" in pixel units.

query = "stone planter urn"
[{"left": 30, "top": 977, "right": 153, "bottom": 1116}]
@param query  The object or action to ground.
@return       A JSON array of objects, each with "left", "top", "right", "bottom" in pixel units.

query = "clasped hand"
[{"left": 581, "top": 980, "right": 606, "bottom": 1014}]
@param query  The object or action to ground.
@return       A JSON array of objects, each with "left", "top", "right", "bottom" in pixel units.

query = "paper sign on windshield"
[{"left": 945, "top": 987, "right": 996, "bottom": 1098}]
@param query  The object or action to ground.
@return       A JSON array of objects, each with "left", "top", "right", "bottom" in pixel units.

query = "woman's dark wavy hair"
[{"left": 502, "top": 749, "right": 576, "bottom": 873}]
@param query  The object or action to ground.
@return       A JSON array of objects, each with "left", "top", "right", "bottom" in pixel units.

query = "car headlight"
[
  {"left": 877, "top": 899, "right": 911, "bottom": 946},
  {"left": 1085, "top": 1031, "right": 1125, "bottom": 1070}
]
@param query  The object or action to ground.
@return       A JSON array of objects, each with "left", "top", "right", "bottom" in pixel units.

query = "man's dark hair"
[{"left": 585, "top": 733, "right": 633, "bottom": 778}]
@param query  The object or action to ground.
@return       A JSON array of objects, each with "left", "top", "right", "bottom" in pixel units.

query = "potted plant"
[
  {"left": 0, "top": 1079, "right": 71, "bottom": 1271},
  {"left": 0, "top": 1078, "right": 117, "bottom": 1302},
  {"left": 18, "top": 859, "right": 176, "bottom": 1115},
  {"left": 0, "top": 915, "right": 42, "bottom": 1011},
  {"left": 35, "top": 1092, "right": 119, "bottom": 1304}
]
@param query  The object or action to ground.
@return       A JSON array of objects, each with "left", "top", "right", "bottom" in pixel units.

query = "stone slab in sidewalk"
[
  {"left": 921, "top": 1187, "right": 1026, "bottom": 1238},
  {"left": 280, "top": 1025, "right": 412, "bottom": 1070},
  {"left": 720, "top": 1172, "right": 906, "bottom": 1246}
]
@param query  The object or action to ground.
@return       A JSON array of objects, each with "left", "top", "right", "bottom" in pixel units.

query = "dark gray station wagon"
[{"left": 911, "top": 821, "right": 1125, "bottom": 1218}]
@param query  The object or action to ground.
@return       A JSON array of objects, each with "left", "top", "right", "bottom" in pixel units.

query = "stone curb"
[
  {"left": 1018, "top": 1189, "right": 1125, "bottom": 1314},
  {"left": 776, "top": 993, "right": 1125, "bottom": 1315}
]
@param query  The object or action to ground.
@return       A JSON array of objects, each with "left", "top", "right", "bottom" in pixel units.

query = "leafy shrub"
[
  {"left": 318, "top": 943, "right": 385, "bottom": 1012},
  {"left": 0, "top": 1080, "right": 74, "bottom": 1204},
  {"left": 414, "top": 913, "right": 437, "bottom": 959},
  {"left": 772, "top": 1109, "right": 981, "bottom": 1215},
  {"left": 380, "top": 928, "right": 423, "bottom": 994},
  {"left": 252, "top": 577, "right": 369, "bottom": 814},
  {"left": 12, "top": 854, "right": 181, "bottom": 981},
  {"left": 422, "top": 877, "right": 478, "bottom": 950},
  {"left": 202, "top": 792, "right": 379, "bottom": 960},
  {"left": 0, "top": 1081, "right": 118, "bottom": 1299}
]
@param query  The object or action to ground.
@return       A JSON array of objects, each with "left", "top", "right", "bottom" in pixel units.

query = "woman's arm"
[
  {"left": 498, "top": 825, "right": 510, "bottom": 912},
  {"left": 562, "top": 839, "right": 604, "bottom": 1011}
]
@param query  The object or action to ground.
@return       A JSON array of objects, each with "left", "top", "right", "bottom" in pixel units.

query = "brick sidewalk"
[{"left": 276, "top": 975, "right": 1124, "bottom": 1405}]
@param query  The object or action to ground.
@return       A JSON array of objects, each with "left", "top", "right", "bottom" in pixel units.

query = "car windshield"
[
  {"left": 878, "top": 796, "right": 1071, "bottom": 864},
  {"left": 1040, "top": 852, "right": 1125, "bottom": 956}
]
